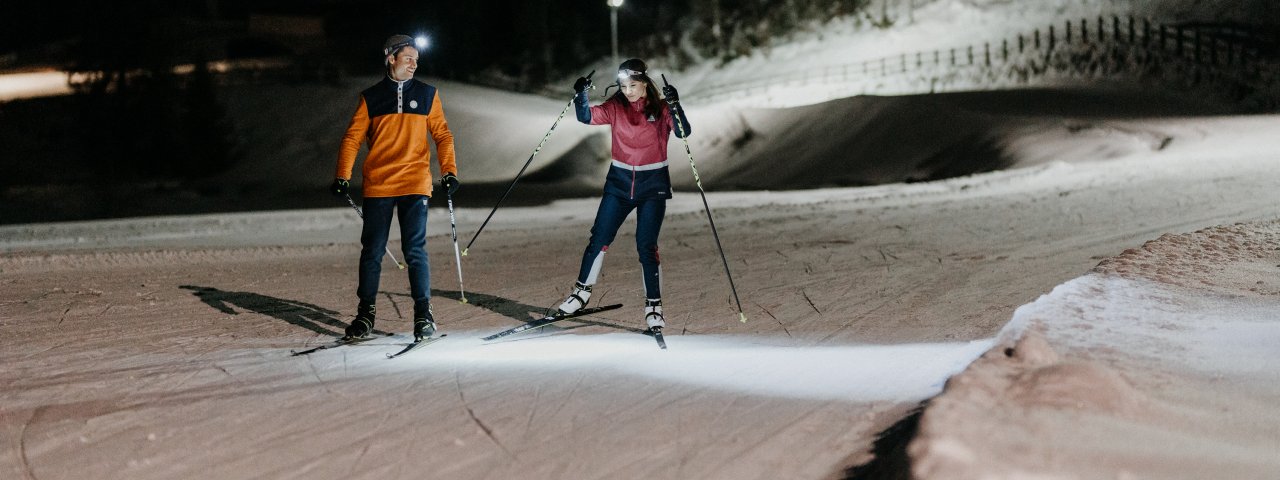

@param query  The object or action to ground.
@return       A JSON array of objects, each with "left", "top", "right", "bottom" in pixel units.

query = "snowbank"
[{"left": 910, "top": 221, "right": 1280, "bottom": 479}]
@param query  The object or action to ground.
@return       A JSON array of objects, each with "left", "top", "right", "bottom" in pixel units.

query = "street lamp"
[{"left": 608, "top": 0, "right": 624, "bottom": 67}]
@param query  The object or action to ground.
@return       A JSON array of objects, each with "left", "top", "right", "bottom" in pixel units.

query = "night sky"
[{"left": 1, "top": 0, "right": 692, "bottom": 79}]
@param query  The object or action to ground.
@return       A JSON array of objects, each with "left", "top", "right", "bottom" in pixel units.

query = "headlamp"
[{"left": 618, "top": 68, "right": 645, "bottom": 80}]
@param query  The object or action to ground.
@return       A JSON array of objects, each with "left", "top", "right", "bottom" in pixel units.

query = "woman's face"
[{"left": 620, "top": 78, "right": 647, "bottom": 103}]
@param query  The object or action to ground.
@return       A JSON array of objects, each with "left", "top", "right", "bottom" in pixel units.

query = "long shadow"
[
  {"left": 180, "top": 285, "right": 388, "bottom": 338},
  {"left": 399, "top": 289, "right": 648, "bottom": 335}
]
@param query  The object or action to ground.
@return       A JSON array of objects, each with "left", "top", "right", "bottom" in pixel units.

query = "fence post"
[
  {"left": 985, "top": 43, "right": 991, "bottom": 66},
  {"left": 1066, "top": 21, "right": 1072, "bottom": 43},
  {"left": 916, "top": 51, "right": 922, "bottom": 68},
  {"left": 1098, "top": 16, "right": 1105, "bottom": 42},
  {"left": 1019, "top": 34, "right": 1025, "bottom": 53},
  {"left": 934, "top": 50, "right": 939, "bottom": 65},
  {"left": 1003, "top": 39, "right": 1009, "bottom": 61},
  {"left": 968, "top": 45, "right": 974, "bottom": 65},
  {"left": 1113, "top": 16, "right": 1120, "bottom": 42},
  {"left": 1128, "top": 16, "right": 1135, "bottom": 43},
  {"left": 1143, "top": 19, "right": 1151, "bottom": 46},
  {"left": 1048, "top": 26, "right": 1055, "bottom": 51},
  {"left": 950, "top": 48, "right": 955, "bottom": 66}
]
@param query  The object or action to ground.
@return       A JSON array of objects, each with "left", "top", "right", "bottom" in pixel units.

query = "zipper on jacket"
[
  {"left": 396, "top": 80, "right": 404, "bottom": 114},
  {"left": 630, "top": 165, "right": 636, "bottom": 199}
]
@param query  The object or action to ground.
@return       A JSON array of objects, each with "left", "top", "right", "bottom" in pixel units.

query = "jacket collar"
[
  {"left": 384, "top": 75, "right": 411, "bottom": 87},
  {"left": 627, "top": 96, "right": 648, "bottom": 111}
]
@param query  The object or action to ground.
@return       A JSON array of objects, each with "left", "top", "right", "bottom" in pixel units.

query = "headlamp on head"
[
  {"left": 383, "top": 34, "right": 416, "bottom": 57},
  {"left": 617, "top": 69, "right": 645, "bottom": 81}
]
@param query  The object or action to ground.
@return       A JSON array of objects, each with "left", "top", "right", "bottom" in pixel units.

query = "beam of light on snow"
[
  {"left": 383, "top": 333, "right": 993, "bottom": 402},
  {"left": 0, "top": 70, "right": 72, "bottom": 101}
]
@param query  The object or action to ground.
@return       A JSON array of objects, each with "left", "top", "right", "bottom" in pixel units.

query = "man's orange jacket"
[{"left": 336, "top": 77, "right": 457, "bottom": 197}]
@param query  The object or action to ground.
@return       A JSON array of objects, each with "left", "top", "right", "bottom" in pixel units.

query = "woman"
[{"left": 556, "top": 58, "right": 691, "bottom": 333}]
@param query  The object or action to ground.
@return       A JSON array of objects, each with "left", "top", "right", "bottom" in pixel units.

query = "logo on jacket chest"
[{"left": 409, "top": 100, "right": 419, "bottom": 109}]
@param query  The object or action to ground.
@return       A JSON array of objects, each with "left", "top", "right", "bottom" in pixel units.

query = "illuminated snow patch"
[{"left": 389, "top": 333, "right": 993, "bottom": 402}]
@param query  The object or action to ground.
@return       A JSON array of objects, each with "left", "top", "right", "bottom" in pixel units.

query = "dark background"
[
  {"left": 0, "top": 0, "right": 874, "bottom": 85},
  {"left": 2, "top": 0, "right": 1276, "bottom": 224}
]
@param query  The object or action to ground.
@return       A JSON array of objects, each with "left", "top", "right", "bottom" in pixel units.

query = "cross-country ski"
[
  {"left": 482, "top": 304, "right": 623, "bottom": 341},
  {"left": 385, "top": 334, "right": 448, "bottom": 359}
]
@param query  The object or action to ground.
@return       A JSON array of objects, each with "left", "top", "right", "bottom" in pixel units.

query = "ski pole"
[
  {"left": 445, "top": 188, "right": 468, "bottom": 304},
  {"left": 463, "top": 70, "right": 595, "bottom": 256},
  {"left": 344, "top": 193, "right": 406, "bottom": 270},
  {"left": 661, "top": 74, "right": 747, "bottom": 323}
]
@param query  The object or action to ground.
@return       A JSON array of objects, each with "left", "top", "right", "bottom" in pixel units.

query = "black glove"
[
  {"left": 573, "top": 76, "right": 592, "bottom": 94},
  {"left": 330, "top": 178, "right": 350, "bottom": 197},
  {"left": 662, "top": 84, "right": 679, "bottom": 104},
  {"left": 441, "top": 173, "right": 460, "bottom": 195}
]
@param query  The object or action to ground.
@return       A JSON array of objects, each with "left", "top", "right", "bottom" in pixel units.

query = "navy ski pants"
[
  {"left": 357, "top": 195, "right": 431, "bottom": 313},
  {"left": 577, "top": 193, "right": 665, "bottom": 299}
]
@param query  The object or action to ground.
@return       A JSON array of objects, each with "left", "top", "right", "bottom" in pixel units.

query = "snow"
[
  {"left": 387, "top": 333, "right": 993, "bottom": 402},
  {"left": 4, "top": 1, "right": 1280, "bottom": 478},
  {"left": 913, "top": 225, "right": 1280, "bottom": 479}
]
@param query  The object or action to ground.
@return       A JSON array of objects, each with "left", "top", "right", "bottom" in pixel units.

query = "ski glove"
[
  {"left": 662, "top": 84, "right": 679, "bottom": 104},
  {"left": 573, "top": 76, "right": 592, "bottom": 94},
  {"left": 330, "top": 178, "right": 350, "bottom": 197},
  {"left": 441, "top": 173, "right": 460, "bottom": 195}
]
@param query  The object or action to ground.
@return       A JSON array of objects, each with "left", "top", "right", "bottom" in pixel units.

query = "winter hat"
[{"left": 383, "top": 34, "right": 416, "bottom": 57}]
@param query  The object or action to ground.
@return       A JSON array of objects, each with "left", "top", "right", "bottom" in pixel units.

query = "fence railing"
[{"left": 686, "top": 16, "right": 1277, "bottom": 110}]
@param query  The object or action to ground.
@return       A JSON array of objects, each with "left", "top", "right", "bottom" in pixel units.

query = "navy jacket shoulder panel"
[{"left": 361, "top": 78, "right": 436, "bottom": 118}]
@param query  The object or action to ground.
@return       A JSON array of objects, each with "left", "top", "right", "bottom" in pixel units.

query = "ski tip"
[
  {"left": 738, "top": 312, "right": 747, "bottom": 323},
  {"left": 461, "top": 248, "right": 469, "bottom": 257},
  {"left": 460, "top": 298, "right": 469, "bottom": 304}
]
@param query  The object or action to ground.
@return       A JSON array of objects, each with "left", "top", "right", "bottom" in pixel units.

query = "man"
[{"left": 331, "top": 34, "right": 460, "bottom": 342}]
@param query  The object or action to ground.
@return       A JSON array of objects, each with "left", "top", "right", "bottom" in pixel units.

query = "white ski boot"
[
  {"left": 644, "top": 299, "right": 665, "bottom": 330},
  {"left": 557, "top": 281, "right": 592, "bottom": 315}
]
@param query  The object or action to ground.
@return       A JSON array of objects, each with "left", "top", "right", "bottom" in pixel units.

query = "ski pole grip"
[
  {"left": 586, "top": 69, "right": 595, "bottom": 79},
  {"left": 661, "top": 73, "right": 669, "bottom": 87}
]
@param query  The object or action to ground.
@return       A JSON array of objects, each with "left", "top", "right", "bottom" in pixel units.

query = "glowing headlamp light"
[{"left": 618, "top": 68, "right": 645, "bottom": 80}]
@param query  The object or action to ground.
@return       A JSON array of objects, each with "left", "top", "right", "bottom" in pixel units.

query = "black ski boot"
[
  {"left": 345, "top": 303, "right": 375, "bottom": 339},
  {"left": 413, "top": 304, "right": 436, "bottom": 342}
]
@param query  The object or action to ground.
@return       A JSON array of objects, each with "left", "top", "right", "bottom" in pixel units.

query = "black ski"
[
  {"left": 482, "top": 304, "right": 623, "bottom": 341},
  {"left": 386, "top": 334, "right": 448, "bottom": 359},
  {"left": 650, "top": 327, "right": 667, "bottom": 350},
  {"left": 291, "top": 335, "right": 383, "bottom": 356}
]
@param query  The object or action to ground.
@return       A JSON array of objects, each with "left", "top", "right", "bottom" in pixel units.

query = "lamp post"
[{"left": 608, "top": 0, "right": 624, "bottom": 67}]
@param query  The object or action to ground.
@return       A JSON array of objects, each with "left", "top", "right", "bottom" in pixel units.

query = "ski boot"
[
  {"left": 557, "top": 281, "right": 592, "bottom": 316},
  {"left": 644, "top": 298, "right": 665, "bottom": 331},
  {"left": 345, "top": 303, "right": 376, "bottom": 339},
  {"left": 413, "top": 304, "right": 436, "bottom": 342}
]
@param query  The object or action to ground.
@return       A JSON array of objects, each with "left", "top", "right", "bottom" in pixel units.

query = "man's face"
[
  {"left": 620, "top": 79, "right": 646, "bottom": 103},
  {"left": 388, "top": 47, "right": 418, "bottom": 80}
]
